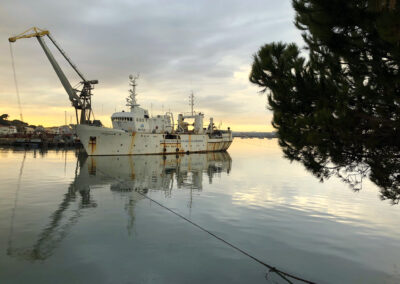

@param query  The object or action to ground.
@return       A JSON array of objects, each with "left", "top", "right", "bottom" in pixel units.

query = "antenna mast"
[
  {"left": 126, "top": 74, "right": 140, "bottom": 111},
  {"left": 189, "top": 91, "right": 194, "bottom": 116}
]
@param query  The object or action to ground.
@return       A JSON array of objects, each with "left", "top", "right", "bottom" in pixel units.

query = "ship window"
[{"left": 165, "top": 134, "right": 178, "bottom": 139}]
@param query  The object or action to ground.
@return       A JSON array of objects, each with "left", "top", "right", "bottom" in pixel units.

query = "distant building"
[
  {"left": 45, "top": 127, "right": 60, "bottom": 135},
  {"left": 0, "top": 126, "right": 17, "bottom": 135},
  {"left": 24, "top": 126, "right": 35, "bottom": 134},
  {"left": 58, "top": 125, "right": 73, "bottom": 135},
  {"left": 34, "top": 126, "right": 46, "bottom": 134}
]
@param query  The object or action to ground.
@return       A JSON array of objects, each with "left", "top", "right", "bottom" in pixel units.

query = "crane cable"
[
  {"left": 7, "top": 152, "right": 27, "bottom": 256},
  {"left": 9, "top": 43, "right": 24, "bottom": 122}
]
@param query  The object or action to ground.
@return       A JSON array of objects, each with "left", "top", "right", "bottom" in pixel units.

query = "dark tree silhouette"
[
  {"left": 0, "top": 114, "right": 10, "bottom": 125},
  {"left": 250, "top": 0, "right": 400, "bottom": 203}
]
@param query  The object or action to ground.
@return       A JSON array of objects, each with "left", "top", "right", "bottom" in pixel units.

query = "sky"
[{"left": 0, "top": 0, "right": 303, "bottom": 131}]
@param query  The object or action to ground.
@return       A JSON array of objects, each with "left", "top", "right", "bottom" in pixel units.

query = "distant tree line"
[{"left": 0, "top": 114, "right": 28, "bottom": 126}]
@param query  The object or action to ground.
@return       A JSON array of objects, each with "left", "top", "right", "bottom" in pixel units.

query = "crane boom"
[
  {"left": 36, "top": 36, "right": 81, "bottom": 107},
  {"left": 8, "top": 27, "right": 98, "bottom": 125}
]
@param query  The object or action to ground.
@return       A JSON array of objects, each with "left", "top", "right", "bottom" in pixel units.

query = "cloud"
[{"left": 0, "top": 0, "right": 302, "bottom": 129}]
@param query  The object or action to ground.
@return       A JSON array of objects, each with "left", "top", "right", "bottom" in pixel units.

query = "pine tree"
[{"left": 250, "top": 0, "right": 400, "bottom": 203}]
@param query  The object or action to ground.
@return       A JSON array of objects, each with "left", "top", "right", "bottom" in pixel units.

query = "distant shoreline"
[{"left": 232, "top": 131, "right": 276, "bottom": 138}]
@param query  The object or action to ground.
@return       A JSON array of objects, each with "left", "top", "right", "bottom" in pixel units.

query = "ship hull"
[{"left": 76, "top": 124, "right": 233, "bottom": 156}]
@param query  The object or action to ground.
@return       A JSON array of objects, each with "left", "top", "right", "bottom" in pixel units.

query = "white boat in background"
[{"left": 77, "top": 75, "right": 232, "bottom": 156}]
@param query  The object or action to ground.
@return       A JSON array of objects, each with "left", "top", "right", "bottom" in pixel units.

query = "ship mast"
[
  {"left": 189, "top": 91, "right": 194, "bottom": 116},
  {"left": 126, "top": 74, "right": 140, "bottom": 111}
]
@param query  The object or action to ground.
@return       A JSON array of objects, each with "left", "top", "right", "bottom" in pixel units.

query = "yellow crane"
[
  {"left": 8, "top": 27, "right": 49, "bottom": 42},
  {"left": 9, "top": 27, "right": 99, "bottom": 125}
]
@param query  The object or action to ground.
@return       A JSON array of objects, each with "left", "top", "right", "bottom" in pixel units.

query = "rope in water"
[
  {"left": 95, "top": 165, "right": 315, "bottom": 283},
  {"left": 9, "top": 43, "right": 24, "bottom": 122},
  {"left": 134, "top": 190, "right": 316, "bottom": 284}
]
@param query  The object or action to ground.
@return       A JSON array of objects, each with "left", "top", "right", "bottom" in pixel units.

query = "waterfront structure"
[
  {"left": 0, "top": 126, "right": 17, "bottom": 135},
  {"left": 24, "top": 127, "right": 35, "bottom": 134}
]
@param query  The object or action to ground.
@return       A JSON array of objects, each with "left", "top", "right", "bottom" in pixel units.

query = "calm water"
[{"left": 0, "top": 139, "right": 399, "bottom": 284}]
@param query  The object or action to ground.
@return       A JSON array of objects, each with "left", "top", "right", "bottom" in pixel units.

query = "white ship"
[{"left": 77, "top": 75, "right": 233, "bottom": 155}]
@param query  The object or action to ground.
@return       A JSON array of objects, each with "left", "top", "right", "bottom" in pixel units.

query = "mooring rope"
[
  {"left": 95, "top": 166, "right": 315, "bottom": 283},
  {"left": 134, "top": 189, "right": 316, "bottom": 284},
  {"left": 9, "top": 43, "right": 24, "bottom": 122}
]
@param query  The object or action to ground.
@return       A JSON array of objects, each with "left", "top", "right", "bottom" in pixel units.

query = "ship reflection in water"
[
  {"left": 7, "top": 152, "right": 232, "bottom": 262},
  {"left": 84, "top": 152, "right": 231, "bottom": 194}
]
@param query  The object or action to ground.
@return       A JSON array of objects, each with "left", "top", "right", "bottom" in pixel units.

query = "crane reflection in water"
[{"left": 7, "top": 151, "right": 232, "bottom": 261}]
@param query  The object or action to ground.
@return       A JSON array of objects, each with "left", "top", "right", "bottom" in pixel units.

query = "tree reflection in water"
[{"left": 279, "top": 135, "right": 400, "bottom": 204}]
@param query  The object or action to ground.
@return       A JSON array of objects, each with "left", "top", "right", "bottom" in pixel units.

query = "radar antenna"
[{"left": 126, "top": 74, "right": 140, "bottom": 110}]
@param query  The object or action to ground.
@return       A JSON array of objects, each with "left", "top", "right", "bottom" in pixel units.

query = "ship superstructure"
[{"left": 110, "top": 75, "right": 173, "bottom": 134}]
